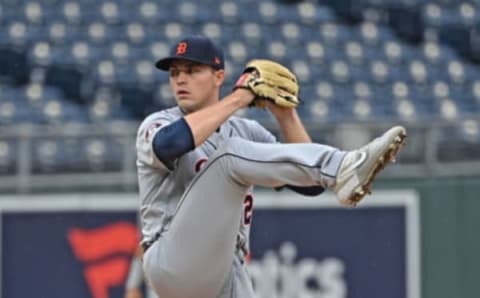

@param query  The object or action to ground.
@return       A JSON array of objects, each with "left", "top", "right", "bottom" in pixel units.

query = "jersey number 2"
[{"left": 243, "top": 194, "right": 253, "bottom": 225}]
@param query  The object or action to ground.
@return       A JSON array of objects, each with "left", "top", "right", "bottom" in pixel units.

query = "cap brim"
[
  {"left": 155, "top": 57, "right": 222, "bottom": 71},
  {"left": 155, "top": 57, "right": 176, "bottom": 70}
]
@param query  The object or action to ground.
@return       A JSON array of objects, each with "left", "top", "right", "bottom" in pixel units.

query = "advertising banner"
[
  {"left": 249, "top": 190, "right": 420, "bottom": 298},
  {"left": 0, "top": 190, "right": 419, "bottom": 298}
]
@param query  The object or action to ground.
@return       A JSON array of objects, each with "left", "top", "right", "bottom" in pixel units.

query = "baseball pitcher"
[{"left": 136, "top": 35, "right": 406, "bottom": 298}]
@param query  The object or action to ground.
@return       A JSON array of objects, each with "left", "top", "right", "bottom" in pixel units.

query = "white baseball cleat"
[{"left": 333, "top": 126, "right": 407, "bottom": 206}]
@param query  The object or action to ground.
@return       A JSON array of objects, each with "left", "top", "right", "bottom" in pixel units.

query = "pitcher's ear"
[{"left": 214, "top": 69, "right": 225, "bottom": 86}]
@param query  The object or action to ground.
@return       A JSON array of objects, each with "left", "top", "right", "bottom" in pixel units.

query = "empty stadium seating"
[
  {"left": 0, "top": 0, "right": 479, "bottom": 121},
  {"left": 0, "top": 0, "right": 479, "bottom": 177}
]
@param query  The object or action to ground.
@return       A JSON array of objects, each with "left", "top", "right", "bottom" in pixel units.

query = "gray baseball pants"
[{"left": 143, "top": 137, "right": 345, "bottom": 298}]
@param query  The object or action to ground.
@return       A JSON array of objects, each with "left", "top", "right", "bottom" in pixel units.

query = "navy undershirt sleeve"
[
  {"left": 275, "top": 185, "right": 326, "bottom": 196},
  {"left": 152, "top": 117, "right": 195, "bottom": 165}
]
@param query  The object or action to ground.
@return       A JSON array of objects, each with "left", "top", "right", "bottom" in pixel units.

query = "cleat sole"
[{"left": 347, "top": 129, "right": 407, "bottom": 206}]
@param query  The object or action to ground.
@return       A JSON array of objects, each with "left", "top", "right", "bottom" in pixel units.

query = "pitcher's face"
[{"left": 169, "top": 60, "right": 225, "bottom": 113}]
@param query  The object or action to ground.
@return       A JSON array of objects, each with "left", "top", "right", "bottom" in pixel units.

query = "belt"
[
  {"left": 141, "top": 232, "right": 161, "bottom": 254},
  {"left": 141, "top": 242, "right": 152, "bottom": 254}
]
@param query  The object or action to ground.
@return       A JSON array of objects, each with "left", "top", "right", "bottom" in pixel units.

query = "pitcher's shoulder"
[{"left": 140, "top": 107, "right": 182, "bottom": 127}]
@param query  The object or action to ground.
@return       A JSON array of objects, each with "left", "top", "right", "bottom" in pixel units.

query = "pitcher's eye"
[
  {"left": 169, "top": 69, "right": 179, "bottom": 77},
  {"left": 186, "top": 67, "right": 200, "bottom": 74}
]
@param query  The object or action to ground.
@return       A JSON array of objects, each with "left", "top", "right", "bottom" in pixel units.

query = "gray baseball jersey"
[
  {"left": 136, "top": 106, "right": 275, "bottom": 254},
  {"left": 137, "top": 106, "right": 346, "bottom": 298}
]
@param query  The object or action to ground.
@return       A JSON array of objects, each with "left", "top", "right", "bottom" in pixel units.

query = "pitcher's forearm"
[
  {"left": 272, "top": 108, "right": 311, "bottom": 143},
  {"left": 185, "top": 90, "right": 254, "bottom": 146}
]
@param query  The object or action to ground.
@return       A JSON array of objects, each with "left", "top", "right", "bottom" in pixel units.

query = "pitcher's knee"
[{"left": 205, "top": 138, "right": 240, "bottom": 173}]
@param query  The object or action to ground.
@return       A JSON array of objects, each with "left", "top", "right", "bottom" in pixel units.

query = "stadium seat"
[
  {"left": 408, "top": 59, "right": 430, "bottom": 85},
  {"left": 50, "top": 41, "right": 98, "bottom": 69},
  {"left": 28, "top": 41, "right": 51, "bottom": 67},
  {"left": 3, "top": 21, "right": 29, "bottom": 48},
  {"left": 306, "top": 99, "right": 331, "bottom": 121},
  {"left": 469, "top": 79, "right": 480, "bottom": 107},
  {"left": 0, "top": 47, "right": 29, "bottom": 84},
  {"left": 83, "top": 137, "right": 124, "bottom": 172},
  {"left": 133, "top": 59, "right": 157, "bottom": 85},
  {"left": 344, "top": 40, "right": 366, "bottom": 65},
  {"left": 70, "top": 41, "right": 97, "bottom": 67},
  {"left": 395, "top": 97, "right": 418, "bottom": 121},
  {"left": 431, "top": 80, "right": 450, "bottom": 100},
  {"left": 408, "top": 83, "right": 437, "bottom": 116},
  {"left": 201, "top": 22, "right": 223, "bottom": 44},
  {"left": 88, "top": 87, "right": 132, "bottom": 121},
  {"left": 46, "top": 22, "right": 80, "bottom": 46},
  {"left": 369, "top": 59, "right": 392, "bottom": 84},
  {"left": 294, "top": 1, "right": 337, "bottom": 25},
  {"left": 84, "top": 22, "right": 111, "bottom": 46},
  {"left": 351, "top": 98, "right": 373, "bottom": 120},
  {"left": 94, "top": 59, "right": 116, "bottom": 86},
  {"left": 240, "top": 22, "right": 263, "bottom": 47},
  {"left": 0, "top": 84, "right": 46, "bottom": 123},
  {"left": 219, "top": 1, "right": 240, "bottom": 24},
  {"left": 0, "top": 140, "right": 16, "bottom": 175},
  {"left": 114, "top": 63, "right": 137, "bottom": 86},
  {"left": 84, "top": 139, "right": 108, "bottom": 171},
  {"left": 110, "top": 41, "right": 131, "bottom": 64},
  {"left": 314, "top": 80, "right": 336, "bottom": 102},
  {"left": 255, "top": 2, "right": 280, "bottom": 24},
  {"left": 382, "top": 40, "right": 408, "bottom": 65},
  {"left": 445, "top": 126, "right": 480, "bottom": 159},
  {"left": 23, "top": 83, "right": 63, "bottom": 105},
  {"left": 156, "top": 22, "right": 187, "bottom": 43},
  {"left": 353, "top": 80, "right": 374, "bottom": 100},
  {"left": 32, "top": 138, "right": 62, "bottom": 173},
  {"left": 226, "top": 41, "right": 249, "bottom": 64},
  {"left": 390, "top": 81, "right": 411, "bottom": 106},
  {"left": 279, "top": 22, "right": 303, "bottom": 46},
  {"left": 358, "top": 22, "right": 382, "bottom": 47},
  {"left": 223, "top": 60, "right": 242, "bottom": 84},
  {"left": 118, "top": 85, "right": 158, "bottom": 118},
  {"left": 0, "top": 100, "right": 17, "bottom": 125},
  {"left": 305, "top": 40, "right": 328, "bottom": 65},
  {"left": 61, "top": 1, "right": 83, "bottom": 25},
  {"left": 446, "top": 59, "right": 467, "bottom": 85},
  {"left": 177, "top": 1, "right": 208, "bottom": 24},
  {"left": 23, "top": 1, "right": 46, "bottom": 25},
  {"left": 148, "top": 41, "right": 169, "bottom": 62},
  {"left": 458, "top": 119, "right": 480, "bottom": 142},
  {"left": 39, "top": 98, "right": 88, "bottom": 124},
  {"left": 135, "top": 1, "right": 162, "bottom": 24},
  {"left": 97, "top": 1, "right": 128, "bottom": 25},
  {"left": 421, "top": 41, "right": 456, "bottom": 65},
  {"left": 329, "top": 59, "right": 352, "bottom": 84},
  {"left": 265, "top": 40, "right": 288, "bottom": 62},
  {"left": 125, "top": 22, "right": 148, "bottom": 46},
  {"left": 290, "top": 59, "right": 311, "bottom": 84},
  {"left": 45, "top": 64, "right": 85, "bottom": 101},
  {"left": 438, "top": 97, "right": 459, "bottom": 120},
  {"left": 438, "top": 120, "right": 480, "bottom": 162},
  {"left": 153, "top": 83, "right": 176, "bottom": 108},
  {"left": 319, "top": 22, "right": 352, "bottom": 48},
  {"left": 53, "top": 136, "right": 85, "bottom": 173}
]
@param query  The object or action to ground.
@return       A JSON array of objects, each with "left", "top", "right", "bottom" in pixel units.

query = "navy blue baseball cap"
[{"left": 155, "top": 35, "right": 225, "bottom": 71}]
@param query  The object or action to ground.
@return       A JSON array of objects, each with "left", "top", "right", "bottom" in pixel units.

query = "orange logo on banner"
[
  {"left": 176, "top": 42, "right": 188, "bottom": 55},
  {"left": 68, "top": 222, "right": 139, "bottom": 298}
]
